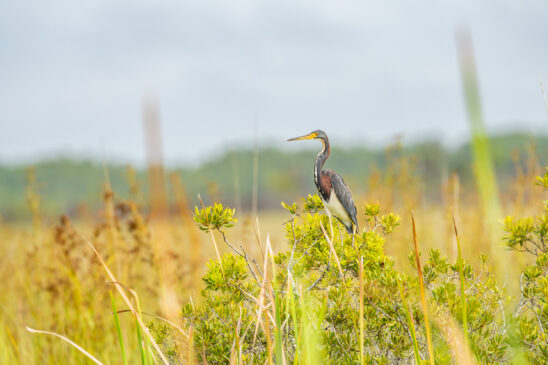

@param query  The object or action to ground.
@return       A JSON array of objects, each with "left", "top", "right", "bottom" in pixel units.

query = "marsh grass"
[
  {"left": 411, "top": 212, "right": 435, "bottom": 365},
  {"left": 110, "top": 291, "right": 128, "bottom": 365},
  {"left": 25, "top": 327, "right": 103, "bottom": 365},
  {"left": 451, "top": 214, "right": 468, "bottom": 348},
  {"left": 398, "top": 282, "right": 421, "bottom": 364},
  {"left": 1, "top": 120, "right": 546, "bottom": 363}
]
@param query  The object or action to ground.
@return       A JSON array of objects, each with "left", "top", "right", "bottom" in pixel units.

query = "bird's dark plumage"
[
  {"left": 324, "top": 170, "right": 358, "bottom": 233},
  {"left": 288, "top": 130, "right": 358, "bottom": 233}
]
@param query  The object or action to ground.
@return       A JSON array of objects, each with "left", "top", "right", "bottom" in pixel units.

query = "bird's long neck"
[{"left": 314, "top": 137, "right": 330, "bottom": 187}]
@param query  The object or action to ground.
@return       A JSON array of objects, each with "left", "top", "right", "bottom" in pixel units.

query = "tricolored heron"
[{"left": 288, "top": 130, "right": 358, "bottom": 234}]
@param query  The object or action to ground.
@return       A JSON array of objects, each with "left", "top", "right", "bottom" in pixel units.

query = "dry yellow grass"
[{"left": 0, "top": 150, "right": 543, "bottom": 363}]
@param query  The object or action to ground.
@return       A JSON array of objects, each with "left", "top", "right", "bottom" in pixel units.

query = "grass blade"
[
  {"left": 298, "top": 286, "right": 322, "bottom": 365},
  {"left": 188, "top": 326, "right": 195, "bottom": 365},
  {"left": 358, "top": 256, "right": 365, "bottom": 365},
  {"left": 268, "top": 238, "right": 286, "bottom": 365},
  {"left": 319, "top": 221, "right": 343, "bottom": 276},
  {"left": 287, "top": 279, "right": 301, "bottom": 362},
  {"left": 429, "top": 303, "right": 477, "bottom": 364},
  {"left": 411, "top": 213, "right": 435, "bottom": 365},
  {"left": 456, "top": 30, "right": 502, "bottom": 261},
  {"left": 135, "top": 317, "right": 147, "bottom": 365},
  {"left": 85, "top": 239, "right": 170, "bottom": 365},
  {"left": 110, "top": 292, "right": 128, "bottom": 365},
  {"left": 398, "top": 282, "right": 421, "bottom": 364},
  {"left": 26, "top": 327, "right": 103, "bottom": 365},
  {"left": 451, "top": 214, "right": 469, "bottom": 348},
  {"left": 273, "top": 290, "right": 285, "bottom": 365}
]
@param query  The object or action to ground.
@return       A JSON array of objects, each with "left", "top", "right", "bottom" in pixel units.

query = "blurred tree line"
[{"left": 0, "top": 132, "right": 546, "bottom": 222}]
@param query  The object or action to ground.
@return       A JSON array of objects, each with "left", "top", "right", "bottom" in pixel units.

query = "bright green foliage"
[
  {"left": 202, "top": 254, "right": 254, "bottom": 297},
  {"left": 421, "top": 250, "right": 508, "bottom": 362},
  {"left": 364, "top": 202, "right": 380, "bottom": 218},
  {"left": 278, "top": 200, "right": 404, "bottom": 363},
  {"left": 147, "top": 322, "right": 179, "bottom": 363},
  {"left": 503, "top": 217, "right": 536, "bottom": 251},
  {"left": 363, "top": 202, "right": 401, "bottom": 234},
  {"left": 110, "top": 292, "right": 128, "bottom": 365},
  {"left": 182, "top": 254, "right": 265, "bottom": 364},
  {"left": 281, "top": 201, "right": 298, "bottom": 215},
  {"left": 504, "top": 168, "right": 548, "bottom": 363},
  {"left": 535, "top": 167, "right": 548, "bottom": 188},
  {"left": 194, "top": 203, "right": 237, "bottom": 232},
  {"left": 184, "top": 199, "right": 511, "bottom": 364},
  {"left": 302, "top": 193, "right": 324, "bottom": 213},
  {"left": 380, "top": 213, "right": 401, "bottom": 234}
]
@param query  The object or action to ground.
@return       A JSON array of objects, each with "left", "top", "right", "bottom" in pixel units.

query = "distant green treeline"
[{"left": 0, "top": 132, "right": 546, "bottom": 221}]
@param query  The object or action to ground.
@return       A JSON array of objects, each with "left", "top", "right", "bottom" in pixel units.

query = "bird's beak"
[{"left": 287, "top": 132, "right": 317, "bottom": 142}]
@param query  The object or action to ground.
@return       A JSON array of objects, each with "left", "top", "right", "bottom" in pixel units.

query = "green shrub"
[
  {"left": 184, "top": 193, "right": 510, "bottom": 364},
  {"left": 504, "top": 168, "right": 548, "bottom": 363}
]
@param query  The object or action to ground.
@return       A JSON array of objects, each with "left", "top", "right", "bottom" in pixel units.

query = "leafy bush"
[
  {"left": 504, "top": 168, "right": 548, "bottom": 363},
  {"left": 184, "top": 195, "right": 509, "bottom": 364}
]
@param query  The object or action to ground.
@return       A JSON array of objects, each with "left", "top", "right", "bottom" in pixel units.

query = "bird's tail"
[{"left": 345, "top": 223, "right": 357, "bottom": 234}]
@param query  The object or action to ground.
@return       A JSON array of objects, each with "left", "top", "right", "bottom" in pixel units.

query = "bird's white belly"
[{"left": 323, "top": 192, "right": 352, "bottom": 226}]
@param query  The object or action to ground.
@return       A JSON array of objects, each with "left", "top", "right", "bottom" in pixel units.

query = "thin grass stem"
[
  {"left": 26, "top": 327, "right": 103, "bottom": 365},
  {"left": 110, "top": 292, "right": 128, "bottom": 365},
  {"left": 451, "top": 214, "right": 469, "bottom": 349},
  {"left": 358, "top": 256, "right": 365, "bottom": 365},
  {"left": 411, "top": 213, "right": 435, "bottom": 365},
  {"left": 397, "top": 281, "right": 421, "bottom": 364},
  {"left": 85, "top": 239, "right": 170, "bottom": 365}
]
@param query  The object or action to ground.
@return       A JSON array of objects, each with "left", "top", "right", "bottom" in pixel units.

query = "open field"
[{"left": 1, "top": 144, "right": 547, "bottom": 363}]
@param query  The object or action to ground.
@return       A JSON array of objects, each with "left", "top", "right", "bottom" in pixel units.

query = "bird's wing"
[{"left": 324, "top": 169, "right": 358, "bottom": 228}]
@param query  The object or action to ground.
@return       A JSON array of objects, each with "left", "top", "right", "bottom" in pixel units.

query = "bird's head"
[{"left": 287, "top": 130, "right": 328, "bottom": 143}]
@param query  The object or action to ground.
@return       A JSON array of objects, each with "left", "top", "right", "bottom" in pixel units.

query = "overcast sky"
[{"left": 1, "top": 1, "right": 547, "bottom": 165}]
